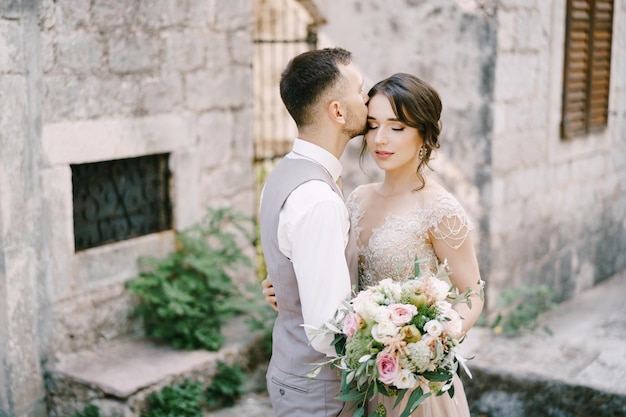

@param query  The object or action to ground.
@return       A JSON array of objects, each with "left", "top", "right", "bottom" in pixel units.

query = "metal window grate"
[
  {"left": 561, "top": 0, "right": 614, "bottom": 139},
  {"left": 71, "top": 154, "right": 172, "bottom": 251}
]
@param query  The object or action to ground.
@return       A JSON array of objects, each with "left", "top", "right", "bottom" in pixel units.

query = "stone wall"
[
  {"left": 489, "top": 0, "right": 626, "bottom": 303},
  {"left": 1, "top": 0, "right": 255, "bottom": 415}
]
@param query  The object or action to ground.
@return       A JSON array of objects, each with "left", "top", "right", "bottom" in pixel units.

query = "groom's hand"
[{"left": 262, "top": 276, "right": 278, "bottom": 312}]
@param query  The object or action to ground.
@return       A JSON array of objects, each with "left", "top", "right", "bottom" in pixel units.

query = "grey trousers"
[{"left": 266, "top": 363, "right": 351, "bottom": 417}]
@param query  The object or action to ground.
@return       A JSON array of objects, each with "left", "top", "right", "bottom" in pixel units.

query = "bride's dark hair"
[{"left": 360, "top": 73, "right": 442, "bottom": 190}]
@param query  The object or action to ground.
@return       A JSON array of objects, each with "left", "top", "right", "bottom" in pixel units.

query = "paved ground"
[{"left": 207, "top": 270, "right": 626, "bottom": 416}]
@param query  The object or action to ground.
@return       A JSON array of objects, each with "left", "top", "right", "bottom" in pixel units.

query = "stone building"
[
  {"left": 1, "top": 0, "right": 255, "bottom": 415},
  {"left": 1, "top": 0, "right": 625, "bottom": 416}
]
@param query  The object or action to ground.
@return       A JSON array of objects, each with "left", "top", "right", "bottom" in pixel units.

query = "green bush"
[
  {"left": 127, "top": 207, "right": 253, "bottom": 351},
  {"left": 71, "top": 404, "right": 100, "bottom": 417},
  {"left": 142, "top": 380, "right": 203, "bottom": 417},
  {"left": 205, "top": 361, "right": 247, "bottom": 409},
  {"left": 491, "top": 284, "right": 557, "bottom": 336}
]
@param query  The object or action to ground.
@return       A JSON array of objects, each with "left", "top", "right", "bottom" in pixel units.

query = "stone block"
[
  {"left": 138, "top": 73, "right": 183, "bottom": 114},
  {"left": 229, "top": 29, "right": 252, "bottom": 66},
  {"left": 233, "top": 106, "right": 254, "bottom": 162},
  {"left": 56, "top": 32, "right": 104, "bottom": 73},
  {"left": 209, "top": 0, "right": 252, "bottom": 32},
  {"left": 197, "top": 110, "right": 235, "bottom": 169},
  {"left": 493, "top": 53, "right": 539, "bottom": 102},
  {"left": 40, "top": 166, "right": 74, "bottom": 297},
  {"left": 55, "top": 0, "right": 90, "bottom": 30},
  {"left": 90, "top": 0, "right": 136, "bottom": 29},
  {"left": 41, "top": 30, "right": 54, "bottom": 73},
  {"left": 137, "top": 0, "right": 188, "bottom": 29},
  {"left": 43, "top": 75, "right": 88, "bottom": 122},
  {"left": 84, "top": 75, "right": 141, "bottom": 119},
  {"left": 0, "top": 19, "right": 24, "bottom": 73},
  {"left": 47, "top": 315, "right": 268, "bottom": 417},
  {"left": 185, "top": 66, "right": 251, "bottom": 111},
  {"left": 42, "top": 114, "right": 195, "bottom": 165},
  {"left": 108, "top": 31, "right": 161, "bottom": 74},
  {"left": 204, "top": 32, "right": 230, "bottom": 72},
  {"left": 163, "top": 30, "right": 206, "bottom": 72},
  {"left": 169, "top": 150, "right": 200, "bottom": 230}
]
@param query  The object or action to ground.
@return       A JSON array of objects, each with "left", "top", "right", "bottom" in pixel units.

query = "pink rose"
[
  {"left": 376, "top": 351, "right": 399, "bottom": 385},
  {"left": 342, "top": 312, "right": 362, "bottom": 338},
  {"left": 388, "top": 303, "right": 418, "bottom": 326}
]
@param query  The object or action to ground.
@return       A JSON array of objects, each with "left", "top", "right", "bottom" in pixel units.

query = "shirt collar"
[{"left": 291, "top": 138, "right": 342, "bottom": 182}]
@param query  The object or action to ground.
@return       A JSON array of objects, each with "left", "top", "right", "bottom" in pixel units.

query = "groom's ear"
[{"left": 327, "top": 100, "right": 346, "bottom": 125}]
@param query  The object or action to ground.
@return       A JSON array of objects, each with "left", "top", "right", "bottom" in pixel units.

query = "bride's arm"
[
  {"left": 261, "top": 276, "right": 278, "bottom": 312},
  {"left": 431, "top": 228, "right": 484, "bottom": 337}
]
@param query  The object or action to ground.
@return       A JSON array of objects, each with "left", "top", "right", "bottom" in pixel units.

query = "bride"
[
  {"left": 348, "top": 73, "right": 483, "bottom": 416},
  {"left": 264, "top": 73, "right": 484, "bottom": 416}
]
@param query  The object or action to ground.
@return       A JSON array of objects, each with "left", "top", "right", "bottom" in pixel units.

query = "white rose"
[
  {"left": 372, "top": 321, "right": 400, "bottom": 343},
  {"left": 392, "top": 368, "right": 418, "bottom": 390},
  {"left": 424, "top": 319, "right": 443, "bottom": 337},
  {"left": 374, "top": 306, "right": 391, "bottom": 324}
]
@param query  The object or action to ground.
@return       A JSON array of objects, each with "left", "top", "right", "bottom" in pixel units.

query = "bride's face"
[{"left": 365, "top": 94, "right": 422, "bottom": 173}]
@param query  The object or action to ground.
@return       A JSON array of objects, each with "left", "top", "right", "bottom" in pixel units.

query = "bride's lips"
[{"left": 375, "top": 150, "right": 393, "bottom": 160}]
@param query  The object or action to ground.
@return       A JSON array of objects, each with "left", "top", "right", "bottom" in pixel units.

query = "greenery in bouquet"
[{"left": 308, "top": 258, "right": 484, "bottom": 417}]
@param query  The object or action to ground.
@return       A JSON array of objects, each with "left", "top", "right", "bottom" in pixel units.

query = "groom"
[{"left": 259, "top": 47, "right": 368, "bottom": 417}]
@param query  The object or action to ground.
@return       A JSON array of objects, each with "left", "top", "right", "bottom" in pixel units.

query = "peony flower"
[
  {"left": 342, "top": 312, "right": 363, "bottom": 338},
  {"left": 424, "top": 319, "right": 443, "bottom": 337},
  {"left": 376, "top": 351, "right": 399, "bottom": 384},
  {"left": 393, "top": 368, "right": 418, "bottom": 390},
  {"left": 352, "top": 290, "right": 379, "bottom": 321},
  {"left": 388, "top": 303, "right": 418, "bottom": 326},
  {"left": 371, "top": 321, "right": 400, "bottom": 343},
  {"left": 430, "top": 278, "right": 451, "bottom": 301}
]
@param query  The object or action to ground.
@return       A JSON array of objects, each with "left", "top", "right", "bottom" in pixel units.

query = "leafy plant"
[
  {"left": 141, "top": 380, "right": 203, "bottom": 417},
  {"left": 491, "top": 284, "right": 557, "bottom": 336},
  {"left": 127, "top": 207, "right": 253, "bottom": 351},
  {"left": 71, "top": 404, "right": 100, "bottom": 417},
  {"left": 205, "top": 361, "right": 247, "bottom": 409}
]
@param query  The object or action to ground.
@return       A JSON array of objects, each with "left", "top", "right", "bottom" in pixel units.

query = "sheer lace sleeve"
[{"left": 425, "top": 193, "right": 474, "bottom": 250}]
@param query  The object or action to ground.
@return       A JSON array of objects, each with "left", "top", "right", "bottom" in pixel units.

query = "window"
[
  {"left": 71, "top": 154, "right": 172, "bottom": 251},
  {"left": 561, "top": 0, "right": 614, "bottom": 139}
]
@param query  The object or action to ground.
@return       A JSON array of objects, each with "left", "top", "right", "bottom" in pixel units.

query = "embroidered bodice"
[{"left": 346, "top": 183, "right": 474, "bottom": 288}]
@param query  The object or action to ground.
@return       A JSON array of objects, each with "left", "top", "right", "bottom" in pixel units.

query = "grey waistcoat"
[{"left": 260, "top": 157, "right": 358, "bottom": 380}]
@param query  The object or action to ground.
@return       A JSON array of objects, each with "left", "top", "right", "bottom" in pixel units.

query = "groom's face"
[{"left": 339, "top": 63, "right": 369, "bottom": 138}]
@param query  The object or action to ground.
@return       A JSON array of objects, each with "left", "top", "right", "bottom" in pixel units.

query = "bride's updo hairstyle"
[{"left": 361, "top": 73, "right": 442, "bottom": 190}]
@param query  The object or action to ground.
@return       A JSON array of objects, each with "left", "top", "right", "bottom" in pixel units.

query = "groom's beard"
[{"left": 344, "top": 116, "right": 368, "bottom": 139}]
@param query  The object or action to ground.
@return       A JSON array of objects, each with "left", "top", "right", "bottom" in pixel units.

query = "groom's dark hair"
[{"left": 279, "top": 47, "right": 352, "bottom": 127}]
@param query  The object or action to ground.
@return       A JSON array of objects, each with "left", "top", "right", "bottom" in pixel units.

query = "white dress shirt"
[{"left": 275, "top": 139, "right": 352, "bottom": 356}]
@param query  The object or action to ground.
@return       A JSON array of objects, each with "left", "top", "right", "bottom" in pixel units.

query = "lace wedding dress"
[{"left": 346, "top": 182, "right": 474, "bottom": 417}]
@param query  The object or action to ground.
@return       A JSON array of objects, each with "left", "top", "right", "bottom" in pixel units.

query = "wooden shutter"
[{"left": 561, "top": 0, "right": 614, "bottom": 139}]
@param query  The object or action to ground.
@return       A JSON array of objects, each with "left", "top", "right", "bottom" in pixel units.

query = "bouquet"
[{"left": 307, "top": 258, "right": 483, "bottom": 417}]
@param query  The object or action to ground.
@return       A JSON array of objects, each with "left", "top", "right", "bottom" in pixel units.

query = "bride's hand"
[{"left": 262, "top": 276, "right": 278, "bottom": 312}]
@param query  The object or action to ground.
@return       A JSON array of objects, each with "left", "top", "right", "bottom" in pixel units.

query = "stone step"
[{"left": 46, "top": 315, "right": 268, "bottom": 417}]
